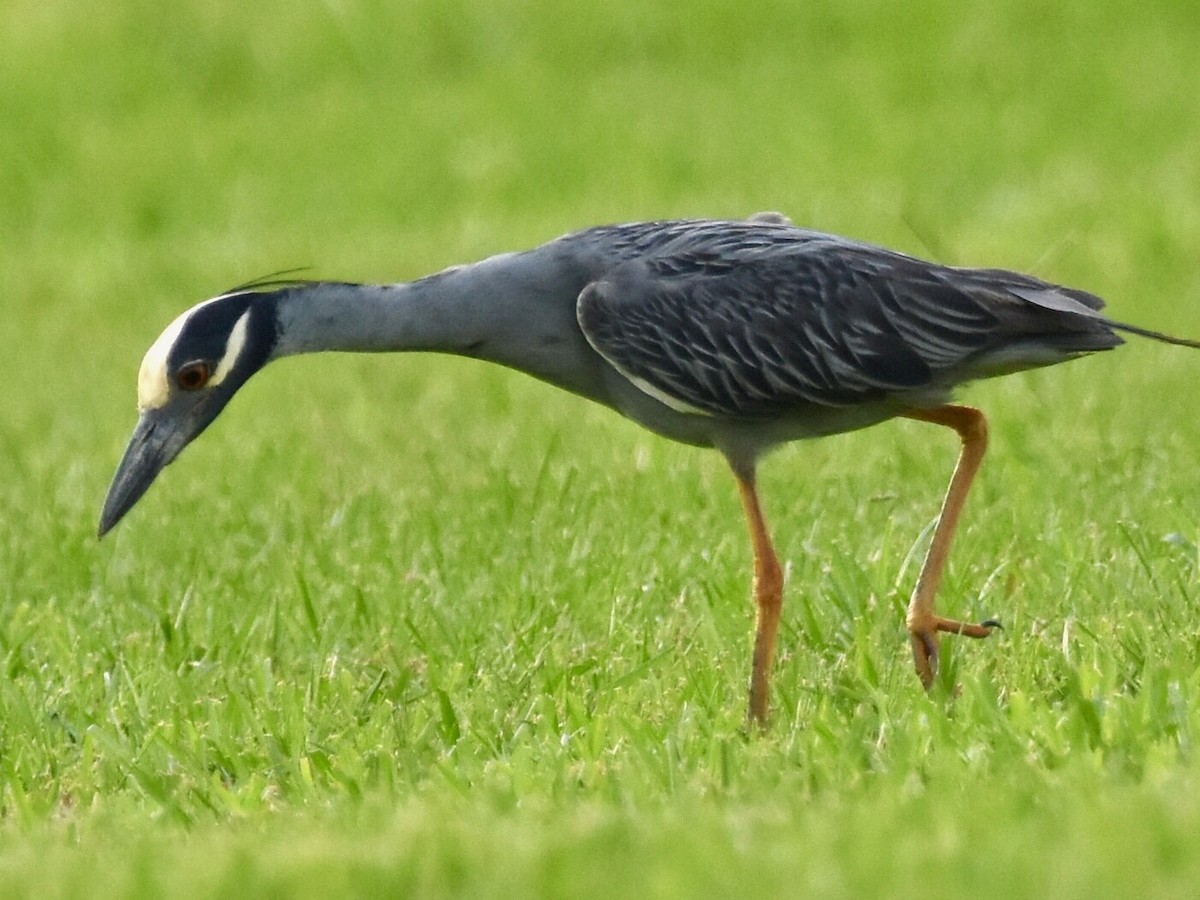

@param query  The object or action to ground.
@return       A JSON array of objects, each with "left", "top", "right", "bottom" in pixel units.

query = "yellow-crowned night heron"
[{"left": 99, "top": 215, "right": 1200, "bottom": 726}]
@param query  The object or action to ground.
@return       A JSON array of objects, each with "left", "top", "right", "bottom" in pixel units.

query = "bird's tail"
[{"left": 1106, "top": 319, "right": 1200, "bottom": 349}]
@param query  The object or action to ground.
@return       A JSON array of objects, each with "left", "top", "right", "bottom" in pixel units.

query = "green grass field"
[{"left": 4, "top": 1, "right": 1200, "bottom": 896}]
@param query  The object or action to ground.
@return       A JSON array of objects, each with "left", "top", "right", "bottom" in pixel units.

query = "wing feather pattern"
[{"left": 576, "top": 227, "right": 1121, "bottom": 418}]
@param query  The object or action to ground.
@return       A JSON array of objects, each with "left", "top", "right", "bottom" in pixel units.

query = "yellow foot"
[{"left": 909, "top": 615, "right": 1002, "bottom": 689}]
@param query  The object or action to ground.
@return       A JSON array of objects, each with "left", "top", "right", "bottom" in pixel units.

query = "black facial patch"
[
  {"left": 166, "top": 294, "right": 253, "bottom": 370},
  {"left": 166, "top": 291, "right": 279, "bottom": 379}
]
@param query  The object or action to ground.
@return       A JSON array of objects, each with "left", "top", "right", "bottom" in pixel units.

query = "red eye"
[{"left": 176, "top": 362, "right": 211, "bottom": 391}]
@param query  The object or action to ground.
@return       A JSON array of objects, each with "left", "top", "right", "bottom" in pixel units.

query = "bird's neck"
[{"left": 269, "top": 247, "right": 605, "bottom": 397}]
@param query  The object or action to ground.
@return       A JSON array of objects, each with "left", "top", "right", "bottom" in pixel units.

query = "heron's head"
[{"left": 99, "top": 290, "right": 280, "bottom": 537}]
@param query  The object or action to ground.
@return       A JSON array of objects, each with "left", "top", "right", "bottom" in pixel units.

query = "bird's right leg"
[
  {"left": 732, "top": 465, "right": 784, "bottom": 728},
  {"left": 902, "top": 405, "right": 999, "bottom": 689}
]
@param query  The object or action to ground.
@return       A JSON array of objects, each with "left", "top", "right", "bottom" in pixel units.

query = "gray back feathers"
[{"left": 568, "top": 220, "right": 1121, "bottom": 417}]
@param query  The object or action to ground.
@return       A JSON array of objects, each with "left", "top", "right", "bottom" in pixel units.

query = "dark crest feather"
[{"left": 223, "top": 268, "right": 320, "bottom": 296}]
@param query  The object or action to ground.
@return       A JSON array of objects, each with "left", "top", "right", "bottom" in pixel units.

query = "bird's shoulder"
[
  {"left": 564, "top": 218, "right": 856, "bottom": 277},
  {"left": 566, "top": 219, "right": 980, "bottom": 311}
]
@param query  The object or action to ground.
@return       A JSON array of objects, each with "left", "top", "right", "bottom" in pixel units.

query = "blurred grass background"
[{"left": 3, "top": 1, "right": 1200, "bottom": 896}]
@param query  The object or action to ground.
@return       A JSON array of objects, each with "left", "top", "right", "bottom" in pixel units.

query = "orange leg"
[
  {"left": 733, "top": 466, "right": 784, "bottom": 728},
  {"left": 902, "top": 405, "right": 1000, "bottom": 689}
]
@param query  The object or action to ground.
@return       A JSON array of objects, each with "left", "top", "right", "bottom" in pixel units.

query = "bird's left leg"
[
  {"left": 902, "top": 405, "right": 999, "bottom": 689},
  {"left": 732, "top": 464, "right": 784, "bottom": 729}
]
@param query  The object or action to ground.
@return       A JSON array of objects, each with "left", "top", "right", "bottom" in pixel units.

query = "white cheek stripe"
[{"left": 208, "top": 309, "right": 251, "bottom": 388}]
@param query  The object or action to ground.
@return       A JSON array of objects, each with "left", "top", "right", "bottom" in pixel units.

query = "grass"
[{"left": 3, "top": 0, "right": 1200, "bottom": 895}]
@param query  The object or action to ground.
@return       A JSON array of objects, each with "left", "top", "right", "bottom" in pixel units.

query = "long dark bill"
[{"left": 99, "top": 409, "right": 183, "bottom": 537}]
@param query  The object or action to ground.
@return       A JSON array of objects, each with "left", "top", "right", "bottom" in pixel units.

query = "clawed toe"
[
  {"left": 910, "top": 615, "right": 1000, "bottom": 689},
  {"left": 933, "top": 615, "right": 1001, "bottom": 639}
]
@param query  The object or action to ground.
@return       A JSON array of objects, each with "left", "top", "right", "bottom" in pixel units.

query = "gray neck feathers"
[{"left": 269, "top": 246, "right": 608, "bottom": 399}]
